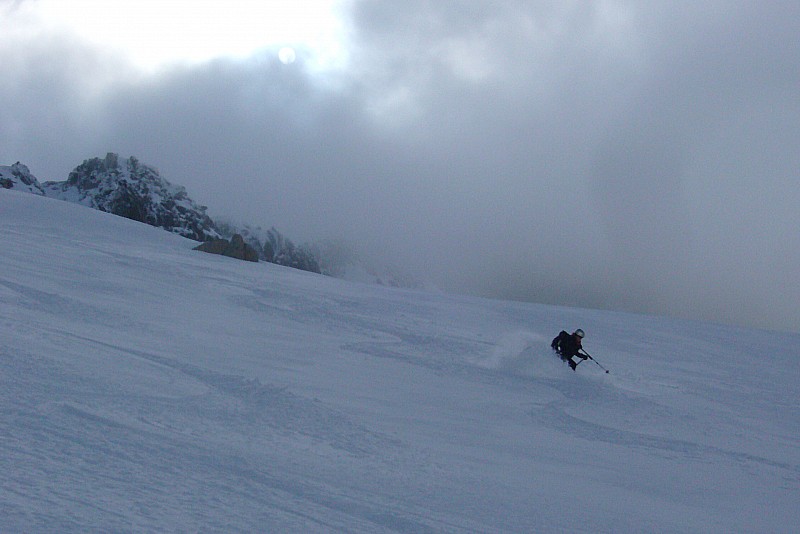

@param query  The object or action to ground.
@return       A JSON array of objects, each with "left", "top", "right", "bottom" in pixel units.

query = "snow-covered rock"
[
  {"left": 3, "top": 154, "right": 422, "bottom": 283},
  {"left": 43, "top": 153, "right": 220, "bottom": 242},
  {"left": 0, "top": 162, "right": 46, "bottom": 195},
  {"left": 216, "top": 220, "right": 321, "bottom": 273}
]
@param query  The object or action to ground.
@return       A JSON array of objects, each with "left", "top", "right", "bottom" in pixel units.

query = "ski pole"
[{"left": 580, "top": 350, "right": 609, "bottom": 374}]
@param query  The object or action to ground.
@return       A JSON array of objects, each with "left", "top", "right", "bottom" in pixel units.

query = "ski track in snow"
[
  {"left": 0, "top": 334, "right": 450, "bottom": 532},
  {"left": 2, "top": 189, "right": 800, "bottom": 532}
]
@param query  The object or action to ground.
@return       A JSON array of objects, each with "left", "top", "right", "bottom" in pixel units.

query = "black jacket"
[{"left": 551, "top": 331, "right": 583, "bottom": 358}]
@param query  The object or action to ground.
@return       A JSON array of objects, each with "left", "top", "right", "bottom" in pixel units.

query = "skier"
[{"left": 551, "top": 328, "right": 587, "bottom": 370}]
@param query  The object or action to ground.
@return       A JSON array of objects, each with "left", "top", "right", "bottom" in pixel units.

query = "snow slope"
[{"left": 1, "top": 189, "right": 798, "bottom": 532}]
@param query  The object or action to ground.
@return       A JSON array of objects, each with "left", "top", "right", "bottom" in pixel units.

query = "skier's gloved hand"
[{"left": 579, "top": 354, "right": 588, "bottom": 360}]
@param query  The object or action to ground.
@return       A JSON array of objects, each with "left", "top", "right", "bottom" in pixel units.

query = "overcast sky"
[{"left": 2, "top": 0, "right": 799, "bottom": 332}]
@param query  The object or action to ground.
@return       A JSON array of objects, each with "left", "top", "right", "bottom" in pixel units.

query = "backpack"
[{"left": 551, "top": 331, "right": 570, "bottom": 353}]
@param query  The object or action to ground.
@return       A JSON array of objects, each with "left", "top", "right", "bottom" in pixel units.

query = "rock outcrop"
[
  {"left": 3, "top": 153, "right": 330, "bottom": 275},
  {"left": 0, "top": 162, "right": 46, "bottom": 195},
  {"left": 193, "top": 234, "right": 259, "bottom": 262},
  {"left": 43, "top": 153, "right": 220, "bottom": 242}
]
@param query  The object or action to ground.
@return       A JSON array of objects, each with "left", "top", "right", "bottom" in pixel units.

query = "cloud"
[{"left": 1, "top": 1, "right": 798, "bottom": 332}]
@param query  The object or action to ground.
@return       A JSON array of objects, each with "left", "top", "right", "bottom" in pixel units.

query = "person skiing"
[{"left": 551, "top": 328, "right": 587, "bottom": 370}]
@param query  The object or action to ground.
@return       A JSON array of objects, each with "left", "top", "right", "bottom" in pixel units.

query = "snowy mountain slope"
[
  {"left": 2, "top": 153, "right": 220, "bottom": 242},
  {"left": 3, "top": 155, "right": 422, "bottom": 282},
  {"left": 1, "top": 189, "right": 799, "bottom": 532}
]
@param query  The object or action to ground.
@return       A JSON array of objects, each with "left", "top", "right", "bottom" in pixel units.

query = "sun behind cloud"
[
  {"left": 11, "top": 0, "right": 348, "bottom": 71},
  {"left": 278, "top": 47, "right": 297, "bottom": 64}
]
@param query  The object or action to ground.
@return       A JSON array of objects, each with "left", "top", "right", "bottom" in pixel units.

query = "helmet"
[{"left": 573, "top": 329, "right": 585, "bottom": 338}]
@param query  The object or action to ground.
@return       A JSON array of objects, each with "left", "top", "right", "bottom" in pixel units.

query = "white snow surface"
[{"left": 2, "top": 189, "right": 799, "bottom": 532}]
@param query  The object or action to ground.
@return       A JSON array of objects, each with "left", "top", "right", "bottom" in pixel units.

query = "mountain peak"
[
  {"left": 45, "top": 153, "right": 220, "bottom": 242},
  {"left": 0, "top": 162, "right": 45, "bottom": 195}
]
